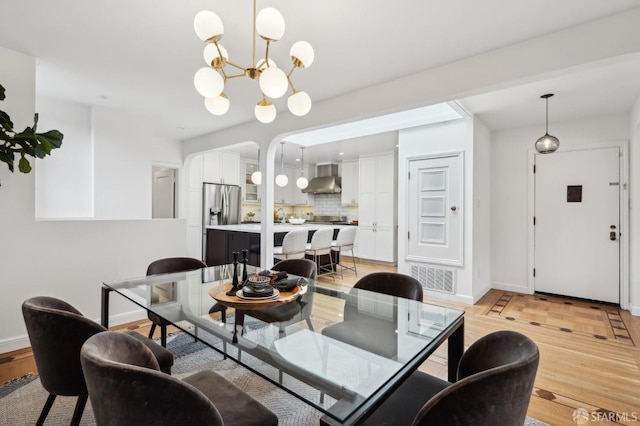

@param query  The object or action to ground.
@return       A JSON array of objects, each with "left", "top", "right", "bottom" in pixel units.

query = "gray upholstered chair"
[
  {"left": 80, "top": 331, "right": 278, "bottom": 426},
  {"left": 273, "top": 229, "right": 308, "bottom": 261},
  {"left": 22, "top": 296, "right": 173, "bottom": 426},
  {"left": 305, "top": 228, "right": 334, "bottom": 277},
  {"left": 331, "top": 226, "right": 358, "bottom": 278},
  {"left": 321, "top": 272, "right": 423, "bottom": 358},
  {"left": 146, "top": 257, "right": 208, "bottom": 346},
  {"left": 237, "top": 259, "right": 317, "bottom": 335},
  {"left": 362, "top": 330, "right": 540, "bottom": 426}
]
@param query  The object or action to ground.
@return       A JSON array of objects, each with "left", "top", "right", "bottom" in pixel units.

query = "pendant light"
[
  {"left": 296, "top": 147, "right": 309, "bottom": 189},
  {"left": 250, "top": 148, "right": 262, "bottom": 185},
  {"left": 535, "top": 93, "right": 560, "bottom": 154},
  {"left": 275, "top": 141, "right": 288, "bottom": 187}
]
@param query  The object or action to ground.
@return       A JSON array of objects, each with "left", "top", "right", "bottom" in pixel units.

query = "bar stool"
[
  {"left": 305, "top": 228, "right": 335, "bottom": 278},
  {"left": 331, "top": 226, "right": 358, "bottom": 279},
  {"left": 274, "top": 228, "right": 308, "bottom": 261}
]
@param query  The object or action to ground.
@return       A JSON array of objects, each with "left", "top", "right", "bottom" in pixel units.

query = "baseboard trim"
[
  {"left": 423, "top": 289, "right": 474, "bottom": 305},
  {"left": 491, "top": 282, "right": 533, "bottom": 295}
]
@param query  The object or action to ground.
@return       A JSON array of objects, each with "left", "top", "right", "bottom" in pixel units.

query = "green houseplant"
[{"left": 0, "top": 83, "right": 63, "bottom": 186}]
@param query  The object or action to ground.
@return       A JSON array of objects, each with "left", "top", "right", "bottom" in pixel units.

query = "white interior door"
[
  {"left": 534, "top": 147, "right": 620, "bottom": 303},
  {"left": 152, "top": 167, "right": 176, "bottom": 219},
  {"left": 407, "top": 153, "right": 462, "bottom": 265}
]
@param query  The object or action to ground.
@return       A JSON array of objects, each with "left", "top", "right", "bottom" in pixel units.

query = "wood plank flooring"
[{"left": 3, "top": 258, "right": 640, "bottom": 425}]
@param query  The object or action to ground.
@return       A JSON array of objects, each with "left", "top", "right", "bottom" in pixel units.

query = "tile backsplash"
[{"left": 242, "top": 193, "right": 358, "bottom": 222}]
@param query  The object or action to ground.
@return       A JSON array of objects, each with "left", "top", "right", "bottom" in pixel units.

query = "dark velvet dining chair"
[
  {"left": 22, "top": 296, "right": 173, "bottom": 426},
  {"left": 145, "top": 257, "right": 208, "bottom": 346},
  {"left": 80, "top": 331, "right": 278, "bottom": 426},
  {"left": 362, "top": 330, "right": 540, "bottom": 426},
  {"left": 237, "top": 259, "right": 317, "bottom": 335},
  {"left": 320, "top": 272, "right": 423, "bottom": 358}
]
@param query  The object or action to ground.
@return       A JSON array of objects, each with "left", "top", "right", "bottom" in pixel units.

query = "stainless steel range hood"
[{"left": 302, "top": 163, "right": 342, "bottom": 194}]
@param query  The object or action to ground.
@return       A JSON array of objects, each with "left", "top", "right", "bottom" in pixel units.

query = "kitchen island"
[{"left": 205, "top": 223, "right": 351, "bottom": 267}]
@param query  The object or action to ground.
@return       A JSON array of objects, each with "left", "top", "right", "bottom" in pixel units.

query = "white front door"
[
  {"left": 407, "top": 153, "right": 463, "bottom": 266},
  {"left": 534, "top": 147, "right": 620, "bottom": 303}
]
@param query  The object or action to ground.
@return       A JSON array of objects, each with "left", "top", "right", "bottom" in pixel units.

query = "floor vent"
[{"left": 410, "top": 265, "right": 455, "bottom": 295}]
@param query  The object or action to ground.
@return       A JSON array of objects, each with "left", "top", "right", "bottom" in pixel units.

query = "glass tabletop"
[{"left": 102, "top": 264, "right": 464, "bottom": 425}]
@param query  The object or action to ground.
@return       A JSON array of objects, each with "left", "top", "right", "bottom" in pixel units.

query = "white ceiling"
[{"left": 1, "top": 0, "right": 640, "bottom": 164}]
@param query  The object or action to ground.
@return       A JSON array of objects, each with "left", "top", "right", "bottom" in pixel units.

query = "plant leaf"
[
  {"left": 37, "top": 130, "right": 63, "bottom": 150},
  {"left": 0, "top": 84, "right": 5, "bottom": 101},
  {"left": 18, "top": 154, "right": 31, "bottom": 173},
  {"left": 0, "top": 110, "right": 14, "bottom": 131}
]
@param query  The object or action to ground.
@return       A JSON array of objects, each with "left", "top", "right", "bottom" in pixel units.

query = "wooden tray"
[{"left": 209, "top": 282, "right": 301, "bottom": 309}]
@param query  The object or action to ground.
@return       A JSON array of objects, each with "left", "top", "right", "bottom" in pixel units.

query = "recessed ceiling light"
[
  {"left": 339, "top": 152, "right": 344, "bottom": 156},
  {"left": 98, "top": 95, "right": 108, "bottom": 100}
]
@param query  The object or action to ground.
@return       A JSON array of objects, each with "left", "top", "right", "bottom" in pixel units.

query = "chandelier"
[{"left": 193, "top": 1, "right": 314, "bottom": 124}]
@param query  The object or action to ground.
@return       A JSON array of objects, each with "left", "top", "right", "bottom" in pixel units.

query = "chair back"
[
  {"left": 147, "top": 257, "right": 207, "bottom": 275},
  {"left": 81, "top": 331, "right": 224, "bottom": 426},
  {"left": 353, "top": 272, "right": 423, "bottom": 301},
  {"left": 414, "top": 330, "right": 540, "bottom": 426},
  {"left": 307, "top": 228, "right": 334, "bottom": 255},
  {"left": 22, "top": 296, "right": 106, "bottom": 396},
  {"left": 278, "top": 229, "right": 308, "bottom": 259},
  {"left": 334, "top": 226, "right": 357, "bottom": 249},
  {"left": 272, "top": 258, "right": 317, "bottom": 280}
]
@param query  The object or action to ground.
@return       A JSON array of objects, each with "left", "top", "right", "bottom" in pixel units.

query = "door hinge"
[
  {"left": 408, "top": 171, "right": 410, "bottom": 180},
  {"left": 533, "top": 165, "right": 536, "bottom": 174},
  {"left": 533, "top": 216, "right": 536, "bottom": 225},
  {"left": 533, "top": 268, "right": 536, "bottom": 277},
  {"left": 408, "top": 231, "right": 410, "bottom": 240}
]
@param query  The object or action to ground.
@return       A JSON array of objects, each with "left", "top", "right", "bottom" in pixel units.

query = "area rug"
[
  {"left": 487, "top": 292, "right": 634, "bottom": 346},
  {"left": 0, "top": 332, "right": 548, "bottom": 425}
]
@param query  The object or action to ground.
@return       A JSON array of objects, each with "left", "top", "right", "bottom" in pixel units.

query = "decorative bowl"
[{"left": 288, "top": 218, "right": 306, "bottom": 225}]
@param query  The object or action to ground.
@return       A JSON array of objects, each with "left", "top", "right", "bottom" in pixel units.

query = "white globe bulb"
[
  {"left": 255, "top": 101, "right": 277, "bottom": 123},
  {"left": 203, "top": 43, "right": 228, "bottom": 67},
  {"left": 251, "top": 171, "right": 262, "bottom": 185},
  {"left": 194, "top": 67, "right": 224, "bottom": 97},
  {"left": 194, "top": 11, "right": 224, "bottom": 42},
  {"left": 290, "top": 41, "right": 314, "bottom": 68},
  {"left": 287, "top": 91, "right": 311, "bottom": 116},
  {"left": 259, "top": 67, "right": 288, "bottom": 99},
  {"left": 256, "top": 57, "right": 277, "bottom": 69},
  {"left": 275, "top": 174, "right": 289, "bottom": 187},
  {"left": 296, "top": 176, "right": 309, "bottom": 189},
  {"left": 256, "top": 8, "right": 285, "bottom": 41},
  {"left": 204, "top": 95, "right": 229, "bottom": 115}
]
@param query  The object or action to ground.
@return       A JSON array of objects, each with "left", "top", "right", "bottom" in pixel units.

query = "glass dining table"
[{"left": 101, "top": 264, "right": 465, "bottom": 426}]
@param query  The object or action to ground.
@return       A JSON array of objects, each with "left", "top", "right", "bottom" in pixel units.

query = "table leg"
[
  {"left": 101, "top": 286, "right": 113, "bottom": 328},
  {"left": 447, "top": 318, "right": 464, "bottom": 382}
]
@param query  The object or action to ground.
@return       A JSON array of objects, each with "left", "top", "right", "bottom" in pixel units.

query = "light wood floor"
[{"left": 3, "top": 259, "right": 640, "bottom": 425}]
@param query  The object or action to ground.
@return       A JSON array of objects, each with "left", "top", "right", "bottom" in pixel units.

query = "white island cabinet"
[{"left": 357, "top": 153, "right": 397, "bottom": 263}]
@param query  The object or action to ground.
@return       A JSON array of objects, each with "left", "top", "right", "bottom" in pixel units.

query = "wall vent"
[{"left": 410, "top": 264, "right": 455, "bottom": 295}]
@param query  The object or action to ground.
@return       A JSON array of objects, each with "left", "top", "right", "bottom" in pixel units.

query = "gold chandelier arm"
[
  {"left": 252, "top": 0, "right": 257, "bottom": 67},
  {"left": 226, "top": 72, "right": 248, "bottom": 80},
  {"left": 224, "top": 60, "right": 248, "bottom": 71},
  {"left": 286, "top": 64, "right": 296, "bottom": 78}
]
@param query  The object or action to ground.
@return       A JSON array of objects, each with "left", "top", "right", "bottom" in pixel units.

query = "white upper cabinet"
[
  {"left": 203, "top": 151, "right": 240, "bottom": 185},
  {"left": 341, "top": 160, "right": 359, "bottom": 205},
  {"left": 242, "top": 160, "right": 260, "bottom": 203}
]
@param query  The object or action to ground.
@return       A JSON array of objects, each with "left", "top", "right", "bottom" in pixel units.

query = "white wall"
[
  {"left": 472, "top": 117, "right": 492, "bottom": 301},
  {"left": 397, "top": 119, "right": 479, "bottom": 304},
  {"left": 629, "top": 97, "right": 640, "bottom": 313},
  {"left": 491, "top": 114, "right": 630, "bottom": 295},
  {"left": 0, "top": 47, "right": 189, "bottom": 352},
  {"left": 35, "top": 98, "right": 93, "bottom": 218}
]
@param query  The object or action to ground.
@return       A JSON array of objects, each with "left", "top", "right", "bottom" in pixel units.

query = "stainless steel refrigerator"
[{"left": 202, "top": 182, "right": 242, "bottom": 260}]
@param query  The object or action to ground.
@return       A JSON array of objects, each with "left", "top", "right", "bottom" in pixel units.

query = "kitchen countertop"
[{"left": 206, "top": 223, "right": 350, "bottom": 233}]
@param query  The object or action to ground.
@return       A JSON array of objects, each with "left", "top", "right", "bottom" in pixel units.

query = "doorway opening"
[{"left": 152, "top": 166, "right": 177, "bottom": 219}]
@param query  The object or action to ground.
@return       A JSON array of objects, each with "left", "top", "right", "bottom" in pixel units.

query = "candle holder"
[
  {"left": 226, "top": 251, "right": 240, "bottom": 296},
  {"left": 241, "top": 249, "right": 249, "bottom": 286}
]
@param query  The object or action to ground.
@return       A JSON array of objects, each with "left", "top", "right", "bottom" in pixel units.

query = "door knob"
[
  {"left": 450, "top": 206, "right": 457, "bottom": 212},
  {"left": 610, "top": 231, "right": 617, "bottom": 241}
]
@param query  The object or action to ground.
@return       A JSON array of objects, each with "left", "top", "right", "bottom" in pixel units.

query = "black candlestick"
[
  {"left": 226, "top": 251, "right": 240, "bottom": 296},
  {"left": 241, "top": 249, "right": 249, "bottom": 285}
]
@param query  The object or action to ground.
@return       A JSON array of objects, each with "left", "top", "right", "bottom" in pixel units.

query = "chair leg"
[
  {"left": 70, "top": 395, "right": 88, "bottom": 426},
  {"left": 305, "top": 317, "right": 314, "bottom": 331},
  {"left": 36, "top": 394, "right": 56, "bottom": 426},
  {"left": 351, "top": 248, "right": 357, "bottom": 276},
  {"left": 148, "top": 322, "right": 157, "bottom": 339},
  {"left": 160, "top": 324, "right": 167, "bottom": 347}
]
